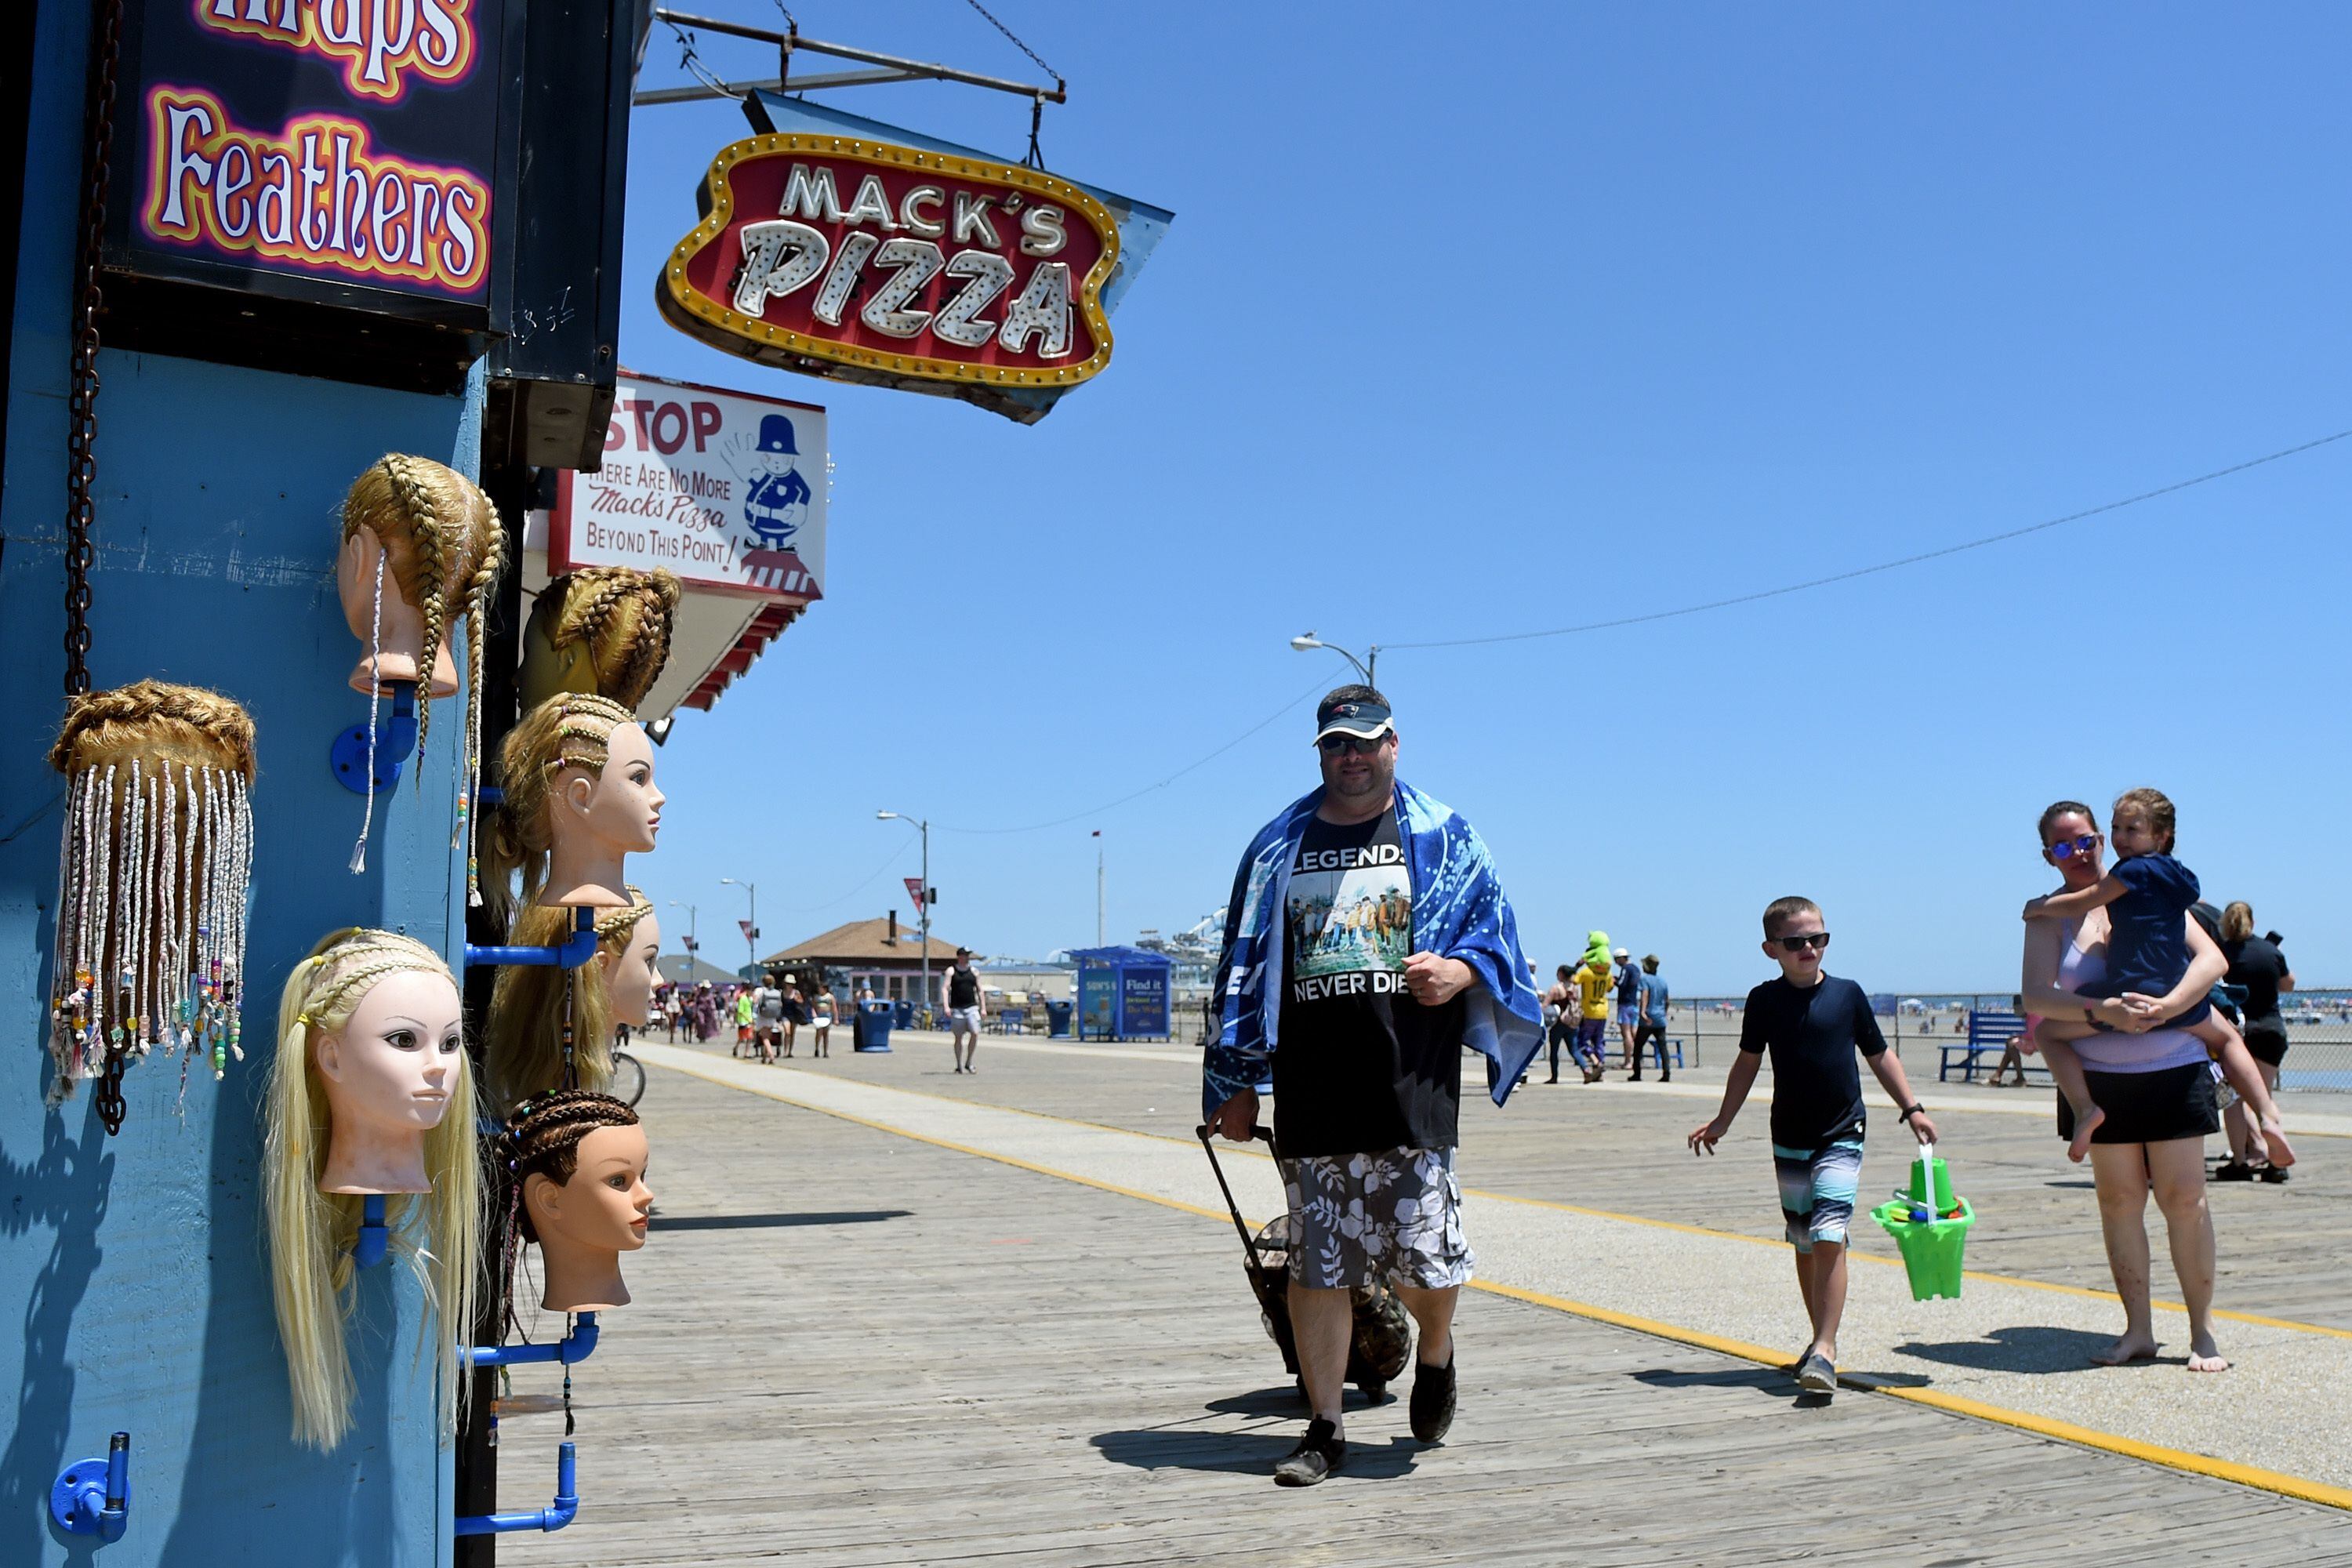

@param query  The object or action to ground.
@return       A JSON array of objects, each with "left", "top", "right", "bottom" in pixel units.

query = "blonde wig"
[
  {"left": 485, "top": 888, "right": 654, "bottom": 1115},
  {"left": 340, "top": 456, "right": 506, "bottom": 900},
  {"left": 265, "top": 929, "right": 481, "bottom": 1450},
  {"left": 46, "top": 681, "right": 256, "bottom": 1111},
  {"left": 477, "top": 692, "right": 635, "bottom": 929},
  {"left": 521, "top": 567, "right": 683, "bottom": 713}
]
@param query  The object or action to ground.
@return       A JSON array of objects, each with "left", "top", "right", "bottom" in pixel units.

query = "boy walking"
[{"left": 1687, "top": 897, "right": 1939, "bottom": 1396}]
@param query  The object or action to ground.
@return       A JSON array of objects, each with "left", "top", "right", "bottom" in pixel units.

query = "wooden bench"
[{"left": 1938, "top": 1011, "right": 2046, "bottom": 1083}]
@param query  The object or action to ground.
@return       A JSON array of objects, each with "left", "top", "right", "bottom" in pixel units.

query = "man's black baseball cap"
[{"left": 1314, "top": 695, "right": 1393, "bottom": 744}]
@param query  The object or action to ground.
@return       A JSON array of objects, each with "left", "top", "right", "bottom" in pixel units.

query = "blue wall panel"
[{"left": 0, "top": 6, "right": 479, "bottom": 1562}]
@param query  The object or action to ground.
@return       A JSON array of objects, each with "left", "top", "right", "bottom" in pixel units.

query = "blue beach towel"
[{"left": 1203, "top": 779, "right": 1545, "bottom": 1122}]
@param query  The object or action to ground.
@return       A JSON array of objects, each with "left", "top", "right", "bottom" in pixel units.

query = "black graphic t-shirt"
[{"left": 1272, "top": 811, "right": 1465, "bottom": 1156}]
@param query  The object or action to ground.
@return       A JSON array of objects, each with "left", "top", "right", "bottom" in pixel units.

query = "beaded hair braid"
[
  {"left": 499, "top": 1089, "right": 641, "bottom": 1273},
  {"left": 47, "top": 681, "right": 257, "bottom": 1109}
]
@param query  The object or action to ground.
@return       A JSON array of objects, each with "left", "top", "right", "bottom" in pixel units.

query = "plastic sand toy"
[{"left": 1870, "top": 1143, "right": 1975, "bottom": 1301}]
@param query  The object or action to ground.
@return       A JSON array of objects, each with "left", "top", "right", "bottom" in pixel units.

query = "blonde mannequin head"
[
  {"left": 520, "top": 567, "right": 683, "bottom": 713},
  {"left": 485, "top": 890, "right": 654, "bottom": 1114},
  {"left": 338, "top": 455, "right": 504, "bottom": 734},
  {"left": 265, "top": 928, "right": 479, "bottom": 1450},
  {"left": 479, "top": 693, "right": 642, "bottom": 927}
]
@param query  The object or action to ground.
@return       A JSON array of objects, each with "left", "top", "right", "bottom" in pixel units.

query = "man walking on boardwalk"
[{"left": 1207, "top": 686, "right": 1544, "bottom": 1486}]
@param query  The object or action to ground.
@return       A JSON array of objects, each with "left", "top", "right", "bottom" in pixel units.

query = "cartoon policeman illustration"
[{"left": 722, "top": 412, "right": 812, "bottom": 551}]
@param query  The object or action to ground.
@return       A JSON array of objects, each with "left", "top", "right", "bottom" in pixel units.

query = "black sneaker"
[
  {"left": 1272, "top": 1417, "right": 1345, "bottom": 1486},
  {"left": 1409, "top": 1356, "right": 1456, "bottom": 1443}
]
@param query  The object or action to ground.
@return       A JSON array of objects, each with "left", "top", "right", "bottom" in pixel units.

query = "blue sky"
[{"left": 617, "top": 4, "right": 2350, "bottom": 993}]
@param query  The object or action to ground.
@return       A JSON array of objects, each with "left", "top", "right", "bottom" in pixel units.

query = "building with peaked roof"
[
  {"left": 656, "top": 953, "right": 737, "bottom": 987},
  {"left": 763, "top": 915, "right": 971, "bottom": 1010}
]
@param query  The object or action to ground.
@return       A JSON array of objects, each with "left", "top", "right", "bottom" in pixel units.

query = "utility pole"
[
  {"left": 720, "top": 878, "right": 757, "bottom": 975},
  {"left": 1094, "top": 829, "right": 1105, "bottom": 946},
  {"left": 668, "top": 901, "right": 699, "bottom": 964},
  {"left": 878, "top": 811, "right": 931, "bottom": 1011}
]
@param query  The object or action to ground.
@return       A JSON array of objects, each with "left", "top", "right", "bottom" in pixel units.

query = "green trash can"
[{"left": 1869, "top": 1146, "right": 1974, "bottom": 1302}]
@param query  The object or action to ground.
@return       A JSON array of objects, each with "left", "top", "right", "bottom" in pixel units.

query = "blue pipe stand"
[
  {"left": 466, "top": 904, "right": 597, "bottom": 970},
  {"left": 453, "top": 1442, "right": 577, "bottom": 1536},
  {"left": 328, "top": 681, "right": 420, "bottom": 793},
  {"left": 465, "top": 1312, "right": 598, "bottom": 1368},
  {"left": 50, "top": 1431, "right": 130, "bottom": 1543},
  {"left": 353, "top": 1193, "right": 390, "bottom": 1269}
]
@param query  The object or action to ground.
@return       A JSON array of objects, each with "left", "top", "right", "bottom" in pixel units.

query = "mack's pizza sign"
[{"left": 655, "top": 133, "right": 1121, "bottom": 416}]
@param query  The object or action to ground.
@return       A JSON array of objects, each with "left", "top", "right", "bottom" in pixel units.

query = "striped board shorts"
[{"left": 1773, "top": 1139, "right": 1864, "bottom": 1253}]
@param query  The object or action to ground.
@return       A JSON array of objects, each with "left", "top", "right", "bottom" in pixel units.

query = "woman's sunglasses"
[
  {"left": 2048, "top": 833, "right": 2103, "bottom": 861},
  {"left": 1776, "top": 932, "right": 1831, "bottom": 952}
]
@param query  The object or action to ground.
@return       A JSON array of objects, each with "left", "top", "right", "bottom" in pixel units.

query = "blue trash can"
[
  {"left": 893, "top": 999, "right": 914, "bottom": 1030},
  {"left": 855, "top": 1001, "right": 893, "bottom": 1053},
  {"left": 1045, "top": 1000, "right": 1073, "bottom": 1038}
]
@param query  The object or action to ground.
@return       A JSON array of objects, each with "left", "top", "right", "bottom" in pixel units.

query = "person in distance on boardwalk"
[
  {"left": 1542, "top": 964, "right": 1577, "bottom": 1083},
  {"left": 1630, "top": 954, "right": 1671, "bottom": 1082},
  {"left": 946, "top": 948, "right": 984, "bottom": 1074},
  {"left": 1613, "top": 946, "right": 1642, "bottom": 1069},
  {"left": 1688, "top": 897, "right": 1939, "bottom": 1399},
  {"left": 1208, "top": 686, "right": 1544, "bottom": 1486}
]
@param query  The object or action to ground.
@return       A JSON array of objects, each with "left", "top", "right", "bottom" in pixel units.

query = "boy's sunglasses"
[
  {"left": 2048, "top": 833, "right": 2103, "bottom": 861},
  {"left": 1317, "top": 734, "right": 1387, "bottom": 756},
  {"left": 1776, "top": 932, "right": 1831, "bottom": 952}
]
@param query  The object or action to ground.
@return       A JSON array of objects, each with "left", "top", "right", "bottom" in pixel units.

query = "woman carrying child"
[{"left": 2020, "top": 797, "right": 2238, "bottom": 1372}]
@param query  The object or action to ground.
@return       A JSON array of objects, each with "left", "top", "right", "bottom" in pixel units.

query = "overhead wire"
[
  {"left": 1385, "top": 426, "right": 2352, "bottom": 652},
  {"left": 963, "top": 0, "right": 1060, "bottom": 80}
]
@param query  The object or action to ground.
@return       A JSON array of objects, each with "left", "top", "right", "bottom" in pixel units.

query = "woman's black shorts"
[
  {"left": 2242, "top": 1025, "right": 2289, "bottom": 1069},
  {"left": 2056, "top": 1061, "right": 2218, "bottom": 1146}
]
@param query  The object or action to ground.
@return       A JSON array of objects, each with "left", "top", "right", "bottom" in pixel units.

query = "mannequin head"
[
  {"left": 266, "top": 929, "right": 479, "bottom": 1450},
  {"left": 486, "top": 890, "right": 654, "bottom": 1112},
  {"left": 519, "top": 567, "right": 683, "bottom": 713},
  {"left": 337, "top": 455, "right": 504, "bottom": 711},
  {"left": 46, "top": 680, "right": 256, "bottom": 1103},
  {"left": 597, "top": 895, "right": 661, "bottom": 1029},
  {"left": 506, "top": 1091, "right": 651, "bottom": 1312},
  {"left": 480, "top": 694, "right": 659, "bottom": 925}
]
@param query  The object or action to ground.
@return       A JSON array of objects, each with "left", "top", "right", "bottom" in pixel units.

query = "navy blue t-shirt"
[
  {"left": 1737, "top": 975, "right": 1887, "bottom": 1152},
  {"left": 2103, "top": 853, "right": 2199, "bottom": 997}
]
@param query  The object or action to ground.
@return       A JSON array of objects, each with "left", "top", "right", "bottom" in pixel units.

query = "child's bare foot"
[
  {"left": 2089, "top": 1332, "right": 2158, "bottom": 1367},
  {"left": 2186, "top": 1331, "right": 2229, "bottom": 1374},
  {"left": 2066, "top": 1103, "right": 2105, "bottom": 1163},
  {"left": 2259, "top": 1115, "right": 2296, "bottom": 1170}
]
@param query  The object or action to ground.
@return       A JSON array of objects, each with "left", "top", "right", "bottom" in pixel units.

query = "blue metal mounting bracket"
[
  {"left": 328, "top": 681, "right": 419, "bottom": 795},
  {"left": 353, "top": 1192, "right": 390, "bottom": 1269},
  {"left": 466, "top": 905, "right": 597, "bottom": 970},
  {"left": 50, "top": 1432, "right": 129, "bottom": 1543},
  {"left": 464, "top": 1312, "right": 599, "bottom": 1369},
  {"left": 454, "top": 1442, "right": 577, "bottom": 1536}
]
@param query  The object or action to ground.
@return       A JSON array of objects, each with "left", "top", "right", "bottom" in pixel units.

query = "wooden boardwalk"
[{"left": 496, "top": 1058, "right": 2352, "bottom": 1566}]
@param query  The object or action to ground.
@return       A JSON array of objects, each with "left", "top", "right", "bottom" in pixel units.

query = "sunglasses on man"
[
  {"left": 1776, "top": 931, "right": 1831, "bottom": 952},
  {"left": 1316, "top": 733, "right": 1388, "bottom": 756},
  {"left": 2047, "top": 833, "right": 2103, "bottom": 860}
]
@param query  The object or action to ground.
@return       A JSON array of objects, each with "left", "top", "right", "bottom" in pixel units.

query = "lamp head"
[
  {"left": 876, "top": 810, "right": 898, "bottom": 821},
  {"left": 1289, "top": 633, "right": 1321, "bottom": 652}
]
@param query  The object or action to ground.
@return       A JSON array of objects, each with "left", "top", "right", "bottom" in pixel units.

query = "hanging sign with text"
[
  {"left": 104, "top": 0, "right": 504, "bottom": 321},
  {"left": 656, "top": 132, "right": 1123, "bottom": 418},
  {"left": 553, "top": 369, "right": 827, "bottom": 602}
]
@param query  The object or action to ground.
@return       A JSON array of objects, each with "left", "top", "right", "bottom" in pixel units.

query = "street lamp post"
[
  {"left": 666, "top": 901, "right": 699, "bottom": 967},
  {"left": 877, "top": 811, "right": 931, "bottom": 1014},
  {"left": 1289, "top": 631, "right": 1377, "bottom": 686},
  {"left": 720, "top": 878, "right": 757, "bottom": 975}
]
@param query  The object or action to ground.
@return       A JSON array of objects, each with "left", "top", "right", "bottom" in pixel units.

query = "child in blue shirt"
[{"left": 2024, "top": 788, "right": 2292, "bottom": 1168}]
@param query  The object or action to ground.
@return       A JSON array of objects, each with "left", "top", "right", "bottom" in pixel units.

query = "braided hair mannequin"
[
  {"left": 46, "top": 680, "right": 256, "bottom": 1112},
  {"left": 339, "top": 455, "right": 507, "bottom": 899},
  {"left": 500, "top": 1090, "right": 649, "bottom": 1315},
  {"left": 477, "top": 692, "right": 637, "bottom": 930},
  {"left": 485, "top": 888, "right": 655, "bottom": 1114},
  {"left": 265, "top": 928, "right": 480, "bottom": 1450},
  {"left": 519, "top": 567, "right": 684, "bottom": 713}
]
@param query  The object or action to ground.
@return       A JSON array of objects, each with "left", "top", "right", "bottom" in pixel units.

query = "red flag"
[
  {"left": 738, "top": 919, "right": 755, "bottom": 942},
  {"left": 903, "top": 877, "right": 926, "bottom": 909}
]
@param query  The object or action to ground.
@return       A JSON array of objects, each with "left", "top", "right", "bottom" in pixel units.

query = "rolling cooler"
[{"left": 1196, "top": 1123, "right": 1412, "bottom": 1405}]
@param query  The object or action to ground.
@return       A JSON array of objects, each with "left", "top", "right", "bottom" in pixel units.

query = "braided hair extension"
[
  {"left": 46, "top": 681, "right": 257, "bottom": 1104},
  {"left": 477, "top": 692, "right": 635, "bottom": 930},
  {"left": 497, "top": 1090, "right": 640, "bottom": 1326},
  {"left": 265, "top": 928, "right": 479, "bottom": 1450},
  {"left": 456, "top": 485, "right": 508, "bottom": 904}
]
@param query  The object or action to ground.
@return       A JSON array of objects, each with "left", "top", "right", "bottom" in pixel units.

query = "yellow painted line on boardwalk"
[
  {"left": 649, "top": 1045, "right": 2352, "bottom": 1344},
  {"left": 645, "top": 1048, "right": 2352, "bottom": 1515}
]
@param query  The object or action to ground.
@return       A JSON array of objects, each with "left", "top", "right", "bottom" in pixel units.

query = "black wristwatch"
[{"left": 1899, "top": 1103, "right": 1926, "bottom": 1123}]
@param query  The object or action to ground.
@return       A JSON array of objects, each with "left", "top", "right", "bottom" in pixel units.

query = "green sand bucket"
[{"left": 1869, "top": 1144, "right": 1975, "bottom": 1302}]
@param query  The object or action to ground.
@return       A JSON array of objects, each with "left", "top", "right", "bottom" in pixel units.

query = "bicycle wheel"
[{"left": 612, "top": 1050, "right": 648, "bottom": 1108}]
